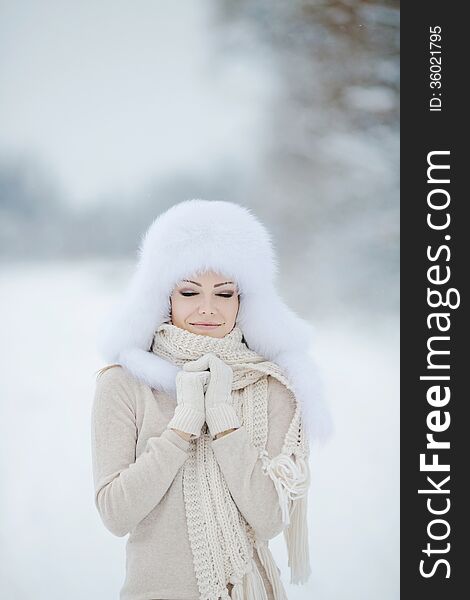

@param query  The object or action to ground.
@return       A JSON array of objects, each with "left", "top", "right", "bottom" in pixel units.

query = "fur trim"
[{"left": 97, "top": 199, "right": 333, "bottom": 443}]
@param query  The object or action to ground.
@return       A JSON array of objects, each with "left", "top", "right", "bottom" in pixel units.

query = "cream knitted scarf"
[{"left": 151, "top": 322, "right": 311, "bottom": 600}]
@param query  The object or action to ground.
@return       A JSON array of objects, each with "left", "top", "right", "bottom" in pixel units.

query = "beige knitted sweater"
[{"left": 91, "top": 365, "right": 296, "bottom": 600}]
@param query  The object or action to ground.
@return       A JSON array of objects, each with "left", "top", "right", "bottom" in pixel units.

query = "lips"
[{"left": 190, "top": 322, "right": 222, "bottom": 326}]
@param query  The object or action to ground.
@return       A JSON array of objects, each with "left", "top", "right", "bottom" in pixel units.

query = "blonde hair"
[{"left": 95, "top": 364, "right": 121, "bottom": 378}]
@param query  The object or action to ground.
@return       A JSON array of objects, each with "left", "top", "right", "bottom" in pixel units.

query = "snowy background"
[{"left": 0, "top": 1, "right": 399, "bottom": 599}]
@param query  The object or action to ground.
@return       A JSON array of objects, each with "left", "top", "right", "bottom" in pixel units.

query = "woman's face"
[{"left": 170, "top": 270, "right": 240, "bottom": 338}]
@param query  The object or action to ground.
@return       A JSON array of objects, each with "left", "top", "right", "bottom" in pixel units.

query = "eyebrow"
[{"left": 182, "top": 279, "right": 235, "bottom": 288}]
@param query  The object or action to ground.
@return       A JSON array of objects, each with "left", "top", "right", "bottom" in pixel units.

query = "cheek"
[
  {"left": 171, "top": 295, "right": 192, "bottom": 318},
  {"left": 227, "top": 297, "right": 239, "bottom": 316}
]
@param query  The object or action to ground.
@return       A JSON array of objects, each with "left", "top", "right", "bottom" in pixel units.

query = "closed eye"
[{"left": 179, "top": 291, "right": 234, "bottom": 298}]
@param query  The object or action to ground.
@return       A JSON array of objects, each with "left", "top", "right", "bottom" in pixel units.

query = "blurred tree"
[{"left": 212, "top": 0, "right": 399, "bottom": 315}]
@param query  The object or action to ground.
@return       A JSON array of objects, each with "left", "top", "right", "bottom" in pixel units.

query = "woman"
[{"left": 91, "top": 199, "right": 332, "bottom": 600}]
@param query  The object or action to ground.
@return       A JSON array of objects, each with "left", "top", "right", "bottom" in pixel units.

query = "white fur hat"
[{"left": 97, "top": 199, "right": 333, "bottom": 444}]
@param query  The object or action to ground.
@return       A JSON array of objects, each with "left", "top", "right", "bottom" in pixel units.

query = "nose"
[{"left": 198, "top": 296, "right": 216, "bottom": 315}]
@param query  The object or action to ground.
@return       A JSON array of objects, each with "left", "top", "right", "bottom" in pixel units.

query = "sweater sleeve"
[
  {"left": 210, "top": 376, "right": 296, "bottom": 541},
  {"left": 91, "top": 366, "right": 190, "bottom": 537}
]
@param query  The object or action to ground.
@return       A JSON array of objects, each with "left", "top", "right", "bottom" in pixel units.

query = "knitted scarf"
[{"left": 151, "top": 322, "right": 311, "bottom": 600}]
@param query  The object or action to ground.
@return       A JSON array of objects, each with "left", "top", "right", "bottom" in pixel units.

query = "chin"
[{"left": 202, "top": 329, "right": 225, "bottom": 338}]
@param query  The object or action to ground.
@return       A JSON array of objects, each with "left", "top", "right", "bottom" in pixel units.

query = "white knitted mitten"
[
  {"left": 183, "top": 352, "right": 241, "bottom": 437},
  {"left": 166, "top": 369, "right": 210, "bottom": 438}
]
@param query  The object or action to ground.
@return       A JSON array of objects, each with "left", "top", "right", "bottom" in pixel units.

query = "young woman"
[{"left": 91, "top": 199, "right": 332, "bottom": 600}]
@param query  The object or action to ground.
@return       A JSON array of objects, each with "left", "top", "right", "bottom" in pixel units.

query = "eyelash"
[{"left": 179, "top": 292, "right": 234, "bottom": 298}]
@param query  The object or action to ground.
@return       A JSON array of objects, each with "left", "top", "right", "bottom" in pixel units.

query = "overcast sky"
[{"left": 0, "top": 0, "right": 276, "bottom": 209}]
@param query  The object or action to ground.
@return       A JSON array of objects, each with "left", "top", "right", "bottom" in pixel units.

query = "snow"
[{"left": 0, "top": 259, "right": 398, "bottom": 599}]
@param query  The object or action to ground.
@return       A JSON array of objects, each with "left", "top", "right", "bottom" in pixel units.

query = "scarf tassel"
[{"left": 258, "top": 451, "right": 312, "bottom": 585}]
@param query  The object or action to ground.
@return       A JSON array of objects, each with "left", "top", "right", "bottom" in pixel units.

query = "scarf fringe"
[
  {"left": 255, "top": 540, "right": 289, "bottom": 600},
  {"left": 230, "top": 557, "right": 268, "bottom": 600},
  {"left": 284, "top": 491, "right": 311, "bottom": 584},
  {"left": 258, "top": 451, "right": 312, "bottom": 585}
]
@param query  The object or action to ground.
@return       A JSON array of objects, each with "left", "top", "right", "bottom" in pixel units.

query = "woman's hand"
[
  {"left": 183, "top": 353, "right": 241, "bottom": 437},
  {"left": 166, "top": 369, "right": 210, "bottom": 439}
]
